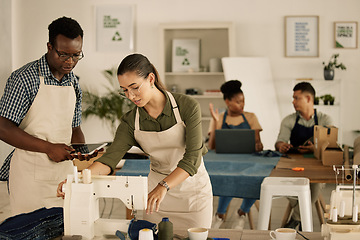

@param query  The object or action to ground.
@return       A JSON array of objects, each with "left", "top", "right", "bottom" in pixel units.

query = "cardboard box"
[
  {"left": 314, "top": 125, "right": 343, "bottom": 166},
  {"left": 320, "top": 142, "right": 344, "bottom": 166},
  {"left": 314, "top": 125, "right": 338, "bottom": 159}
]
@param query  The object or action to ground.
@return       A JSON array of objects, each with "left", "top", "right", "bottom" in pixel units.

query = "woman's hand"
[
  {"left": 71, "top": 149, "right": 103, "bottom": 161},
  {"left": 57, "top": 179, "right": 67, "bottom": 199},
  {"left": 146, "top": 184, "right": 167, "bottom": 214},
  {"left": 209, "top": 103, "right": 219, "bottom": 122},
  {"left": 146, "top": 168, "right": 189, "bottom": 214},
  {"left": 255, "top": 141, "right": 264, "bottom": 152}
]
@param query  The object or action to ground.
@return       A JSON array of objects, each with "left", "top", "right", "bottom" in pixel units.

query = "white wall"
[
  {"left": 5, "top": 0, "right": 360, "bottom": 149},
  {"left": 0, "top": 0, "right": 13, "bottom": 165}
]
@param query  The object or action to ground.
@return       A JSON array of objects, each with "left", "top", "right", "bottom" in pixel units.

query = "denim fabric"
[
  {"left": 240, "top": 198, "right": 257, "bottom": 213},
  {"left": 204, "top": 151, "right": 280, "bottom": 199},
  {"left": 217, "top": 196, "right": 233, "bottom": 214},
  {"left": 253, "top": 150, "right": 283, "bottom": 157},
  {"left": 117, "top": 152, "right": 280, "bottom": 199},
  {"left": 0, "top": 207, "right": 63, "bottom": 240},
  {"left": 127, "top": 218, "right": 158, "bottom": 240}
]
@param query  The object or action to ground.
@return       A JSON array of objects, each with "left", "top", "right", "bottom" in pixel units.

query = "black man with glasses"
[{"left": 0, "top": 16, "right": 87, "bottom": 216}]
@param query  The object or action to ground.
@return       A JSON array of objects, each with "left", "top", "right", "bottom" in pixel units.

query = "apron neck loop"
[
  {"left": 166, "top": 91, "right": 182, "bottom": 124},
  {"left": 135, "top": 108, "right": 140, "bottom": 130},
  {"left": 135, "top": 92, "right": 183, "bottom": 131},
  {"left": 38, "top": 62, "right": 45, "bottom": 85}
]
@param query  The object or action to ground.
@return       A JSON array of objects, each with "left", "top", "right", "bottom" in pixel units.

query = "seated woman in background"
[{"left": 208, "top": 80, "right": 263, "bottom": 230}]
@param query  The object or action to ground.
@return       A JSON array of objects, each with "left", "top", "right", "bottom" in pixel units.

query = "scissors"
[{"left": 278, "top": 167, "right": 304, "bottom": 171}]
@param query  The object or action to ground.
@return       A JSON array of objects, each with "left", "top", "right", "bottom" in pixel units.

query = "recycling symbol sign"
[{"left": 112, "top": 31, "right": 122, "bottom": 41}]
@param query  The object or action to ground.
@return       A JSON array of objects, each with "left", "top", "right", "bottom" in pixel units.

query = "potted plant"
[
  {"left": 82, "top": 68, "right": 134, "bottom": 135},
  {"left": 320, "top": 94, "right": 335, "bottom": 105},
  {"left": 314, "top": 96, "right": 320, "bottom": 105},
  {"left": 329, "top": 95, "right": 335, "bottom": 105},
  {"left": 322, "top": 54, "right": 346, "bottom": 80}
]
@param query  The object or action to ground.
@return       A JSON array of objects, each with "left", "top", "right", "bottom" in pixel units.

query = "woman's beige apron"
[
  {"left": 9, "top": 75, "right": 75, "bottom": 216},
  {"left": 134, "top": 91, "right": 213, "bottom": 229}
]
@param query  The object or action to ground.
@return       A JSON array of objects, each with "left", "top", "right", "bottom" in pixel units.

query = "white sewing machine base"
[
  {"left": 322, "top": 220, "right": 360, "bottom": 240},
  {"left": 95, "top": 218, "right": 130, "bottom": 236},
  {"left": 63, "top": 173, "right": 148, "bottom": 240},
  {"left": 321, "top": 183, "right": 360, "bottom": 240}
]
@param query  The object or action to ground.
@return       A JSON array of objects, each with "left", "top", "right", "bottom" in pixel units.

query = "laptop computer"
[{"left": 215, "top": 129, "right": 256, "bottom": 154}]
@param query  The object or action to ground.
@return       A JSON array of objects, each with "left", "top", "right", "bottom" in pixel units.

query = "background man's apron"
[
  {"left": 134, "top": 92, "right": 213, "bottom": 229},
  {"left": 9, "top": 75, "right": 75, "bottom": 216},
  {"left": 288, "top": 109, "right": 323, "bottom": 221}
]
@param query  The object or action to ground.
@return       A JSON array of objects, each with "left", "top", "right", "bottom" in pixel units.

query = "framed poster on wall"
[
  {"left": 334, "top": 21, "right": 358, "bottom": 49},
  {"left": 285, "top": 16, "right": 319, "bottom": 57},
  {"left": 172, "top": 39, "right": 200, "bottom": 72},
  {"left": 96, "top": 4, "right": 135, "bottom": 52}
]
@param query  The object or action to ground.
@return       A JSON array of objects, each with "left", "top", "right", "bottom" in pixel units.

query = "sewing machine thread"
[{"left": 158, "top": 217, "right": 173, "bottom": 240}]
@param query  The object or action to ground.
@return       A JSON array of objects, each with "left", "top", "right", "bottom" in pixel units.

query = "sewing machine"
[
  {"left": 321, "top": 165, "right": 360, "bottom": 240},
  {"left": 63, "top": 167, "right": 148, "bottom": 239}
]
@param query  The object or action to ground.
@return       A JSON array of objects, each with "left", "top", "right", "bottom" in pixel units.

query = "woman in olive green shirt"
[{"left": 59, "top": 54, "right": 213, "bottom": 229}]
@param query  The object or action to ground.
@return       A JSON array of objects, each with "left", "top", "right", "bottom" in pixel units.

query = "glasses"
[
  {"left": 118, "top": 81, "right": 145, "bottom": 98},
  {"left": 53, "top": 47, "right": 84, "bottom": 62}
]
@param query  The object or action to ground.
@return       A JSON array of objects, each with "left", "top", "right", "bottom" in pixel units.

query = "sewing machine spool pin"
[
  {"left": 131, "top": 195, "right": 137, "bottom": 220},
  {"left": 321, "top": 165, "right": 360, "bottom": 240}
]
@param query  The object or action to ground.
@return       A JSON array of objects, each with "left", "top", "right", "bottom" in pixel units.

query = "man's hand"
[
  {"left": 298, "top": 141, "right": 314, "bottom": 153},
  {"left": 277, "top": 142, "right": 293, "bottom": 153},
  {"left": 71, "top": 148, "right": 104, "bottom": 161},
  {"left": 46, "top": 143, "right": 74, "bottom": 162},
  {"left": 57, "top": 179, "right": 67, "bottom": 199}
]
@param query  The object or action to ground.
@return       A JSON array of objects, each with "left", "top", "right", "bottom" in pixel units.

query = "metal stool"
[{"left": 257, "top": 177, "right": 313, "bottom": 232}]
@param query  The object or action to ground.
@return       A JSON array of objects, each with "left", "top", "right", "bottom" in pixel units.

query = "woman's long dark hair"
[{"left": 117, "top": 53, "right": 166, "bottom": 91}]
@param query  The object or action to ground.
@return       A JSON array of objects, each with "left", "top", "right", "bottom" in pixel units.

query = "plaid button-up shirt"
[{"left": 0, "top": 54, "right": 82, "bottom": 181}]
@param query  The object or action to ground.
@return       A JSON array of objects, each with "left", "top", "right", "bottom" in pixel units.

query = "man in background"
[
  {"left": 275, "top": 81, "right": 332, "bottom": 229},
  {"left": 0, "top": 16, "right": 86, "bottom": 216}
]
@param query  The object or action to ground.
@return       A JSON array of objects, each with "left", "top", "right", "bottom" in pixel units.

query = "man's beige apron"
[
  {"left": 134, "top": 91, "right": 213, "bottom": 229},
  {"left": 9, "top": 74, "right": 75, "bottom": 216}
]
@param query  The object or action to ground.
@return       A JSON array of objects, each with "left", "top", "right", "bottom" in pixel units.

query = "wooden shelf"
[
  {"left": 202, "top": 117, "right": 212, "bottom": 121},
  {"left": 165, "top": 72, "right": 224, "bottom": 76},
  {"left": 315, "top": 103, "right": 340, "bottom": 107},
  {"left": 160, "top": 22, "right": 235, "bottom": 137},
  {"left": 189, "top": 94, "right": 222, "bottom": 99},
  {"left": 295, "top": 79, "right": 341, "bottom": 83}
]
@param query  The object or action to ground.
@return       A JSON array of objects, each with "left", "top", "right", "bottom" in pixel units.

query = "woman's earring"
[{"left": 151, "top": 85, "right": 154, "bottom": 88}]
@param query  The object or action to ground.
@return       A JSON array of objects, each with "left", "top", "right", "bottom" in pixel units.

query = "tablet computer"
[{"left": 70, "top": 143, "right": 108, "bottom": 155}]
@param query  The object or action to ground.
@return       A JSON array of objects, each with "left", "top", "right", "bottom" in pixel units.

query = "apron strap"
[
  {"left": 166, "top": 91, "right": 182, "bottom": 124},
  {"left": 39, "top": 76, "right": 45, "bottom": 85},
  {"left": 135, "top": 108, "right": 140, "bottom": 130},
  {"left": 38, "top": 63, "right": 45, "bottom": 85}
]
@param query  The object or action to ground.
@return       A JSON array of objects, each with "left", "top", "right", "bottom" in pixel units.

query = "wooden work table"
[
  {"left": 85, "top": 229, "right": 323, "bottom": 240},
  {"left": 270, "top": 154, "right": 337, "bottom": 183},
  {"left": 173, "top": 229, "right": 323, "bottom": 240}
]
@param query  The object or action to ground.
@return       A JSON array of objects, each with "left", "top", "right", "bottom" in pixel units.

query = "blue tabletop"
[{"left": 116, "top": 150, "right": 280, "bottom": 199}]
